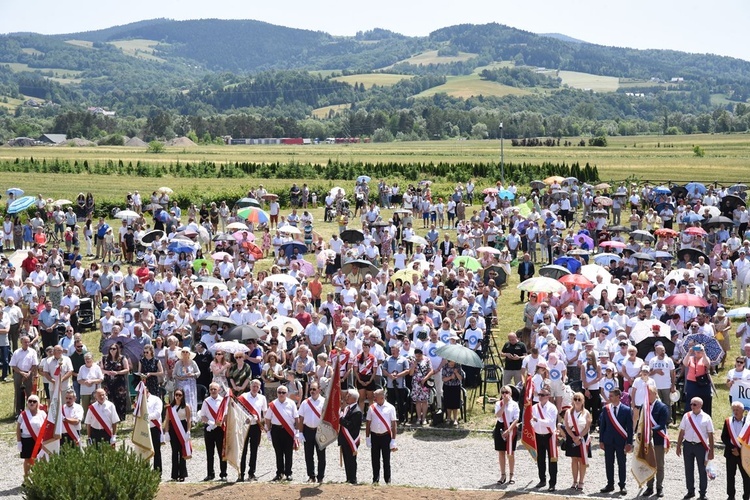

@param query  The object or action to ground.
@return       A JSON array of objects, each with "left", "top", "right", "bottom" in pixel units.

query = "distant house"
[
  {"left": 37, "top": 134, "right": 67, "bottom": 145},
  {"left": 87, "top": 106, "right": 116, "bottom": 117},
  {"left": 670, "top": 77, "right": 684, "bottom": 83},
  {"left": 24, "top": 99, "right": 40, "bottom": 107}
]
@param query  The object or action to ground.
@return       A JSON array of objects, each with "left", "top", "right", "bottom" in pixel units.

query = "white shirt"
[
  {"left": 531, "top": 401, "right": 558, "bottom": 434},
  {"left": 267, "top": 397, "right": 299, "bottom": 427},
  {"left": 494, "top": 398, "right": 520, "bottom": 424},
  {"left": 649, "top": 355, "right": 675, "bottom": 390},
  {"left": 299, "top": 396, "right": 325, "bottom": 428},
  {"left": 62, "top": 402, "right": 85, "bottom": 433},
  {"left": 10, "top": 346, "right": 39, "bottom": 372},
  {"left": 679, "top": 410, "right": 714, "bottom": 443},
  {"left": 238, "top": 391, "right": 268, "bottom": 425},
  {"left": 84, "top": 400, "right": 120, "bottom": 430},
  {"left": 199, "top": 395, "right": 225, "bottom": 427},
  {"left": 366, "top": 400, "right": 397, "bottom": 434}
]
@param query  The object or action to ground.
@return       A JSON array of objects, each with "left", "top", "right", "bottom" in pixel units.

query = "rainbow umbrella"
[{"left": 237, "top": 207, "right": 270, "bottom": 224}]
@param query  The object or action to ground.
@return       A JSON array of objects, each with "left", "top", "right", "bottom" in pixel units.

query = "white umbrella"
[
  {"left": 477, "top": 246, "right": 501, "bottom": 255},
  {"left": 227, "top": 222, "right": 249, "bottom": 231},
  {"left": 114, "top": 209, "right": 140, "bottom": 219},
  {"left": 52, "top": 199, "right": 73, "bottom": 206},
  {"left": 143, "top": 203, "right": 163, "bottom": 211},
  {"left": 405, "top": 235, "right": 428, "bottom": 246},
  {"left": 191, "top": 280, "right": 228, "bottom": 291},
  {"left": 698, "top": 205, "right": 720, "bottom": 218},
  {"left": 264, "top": 317, "right": 304, "bottom": 336},
  {"left": 330, "top": 187, "right": 346, "bottom": 197},
  {"left": 262, "top": 274, "right": 300, "bottom": 286},
  {"left": 630, "top": 319, "right": 671, "bottom": 344},
  {"left": 591, "top": 283, "right": 619, "bottom": 301},
  {"left": 158, "top": 187, "right": 174, "bottom": 195},
  {"left": 580, "top": 264, "right": 612, "bottom": 284},
  {"left": 209, "top": 340, "right": 250, "bottom": 355},
  {"left": 211, "top": 251, "right": 233, "bottom": 261},
  {"left": 665, "top": 268, "right": 695, "bottom": 284},
  {"left": 741, "top": 267, "right": 750, "bottom": 286},
  {"left": 279, "top": 226, "right": 302, "bottom": 235},
  {"left": 516, "top": 277, "right": 566, "bottom": 294},
  {"left": 727, "top": 307, "right": 750, "bottom": 319}
]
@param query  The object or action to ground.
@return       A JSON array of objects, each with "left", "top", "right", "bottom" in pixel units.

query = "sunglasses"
[
  {"left": 539, "top": 393, "right": 550, "bottom": 397},
  {"left": 109, "top": 347, "right": 118, "bottom": 351},
  {"left": 28, "top": 400, "right": 38, "bottom": 404},
  {"left": 690, "top": 403, "right": 699, "bottom": 407},
  {"left": 500, "top": 390, "right": 510, "bottom": 394},
  {"left": 216, "top": 352, "right": 224, "bottom": 356}
]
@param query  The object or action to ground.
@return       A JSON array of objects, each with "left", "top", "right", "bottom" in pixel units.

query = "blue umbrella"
[
  {"left": 167, "top": 241, "right": 197, "bottom": 254},
  {"left": 280, "top": 241, "right": 307, "bottom": 256},
  {"left": 685, "top": 182, "right": 707, "bottom": 195},
  {"left": 683, "top": 213, "right": 703, "bottom": 223},
  {"left": 653, "top": 186, "right": 672, "bottom": 195},
  {"left": 655, "top": 202, "right": 675, "bottom": 213},
  {"left": 497, "top": 189, "right": 515, "bottom": 200},
  {"left": 357, "top": 175, "right": 371, "bottom": 184},
  {"left": 7, "top": 196, "right": 36, "bottom": 214},
  {"left": 653, "top": 251, "right": 673, "bottom": 260},
  {"left": 682, "top": 333, "right": 723, "bottom": 365},
  {"left": 155, "top": 210, "right": 170, "bottom": 223},
  {"left": 553, "top": 256, "right": 582, "bottom": 274},
  {"left": 6, "top": 187, "right": 24, "bottom": 197},
  {"left": 594, "top": 253, "right": 621, "bottom": 265}
]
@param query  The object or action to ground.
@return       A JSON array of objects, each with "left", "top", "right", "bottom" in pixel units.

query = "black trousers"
[
  {"left": 150, "top": 426, "right": 162, "bottom": 473},
  {"left": 727, "top": 451, "right": 750, "bottom": 500},
  {"left": 386, "top": 387, "right": 408, "bottom": 423},
  {"left": 271, "top": 424, "right": 294, "bottom": 476},
  {"left": 371, "top": 432, "right": 391, "bottom": 483},
  {"left": 240, "top": 424, "right": 261, "bottom": 476},
  {"left": 41, "top": 329, "right": 57, "bottom": 351},
  {"left": 89, "top": 427, "right": 110, "bottom": 445},
  {"left": 303, "top": 425, "right": 326, "bottom": 480},
  {"left": 341, "top": 440, "right": 358, "bottom": 484},
  {"left": 204, "top": 426, "right": 227, "bottom": 477},
  {"left": 604, "top": 441, "right": 627, "bottom": 488},
  {"left": 8, "top": 323, "right": 20, "bottom": 351},
  {"left": 168, "top": 422, "right": 188, "bottom": 480},
  {"left": 535, "top": 432, "right": 557, "bottom": 486}
]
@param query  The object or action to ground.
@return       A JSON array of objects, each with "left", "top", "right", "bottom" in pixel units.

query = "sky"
[{"left": 2, "top": 0, "right": 748, "bottom": 61}]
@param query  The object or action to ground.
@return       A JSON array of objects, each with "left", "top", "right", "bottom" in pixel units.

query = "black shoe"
[
  {"left": 643, "top": 487, "right": 654, "bottom": 496},
  {"left": 271, "top": 475, "right": 283, "bottom": 482},
  {"left": 285, "top": 475, "right": 292, "bottom": 481},
  {"left": 601, "top": 485, "right": 616, "bottom": 493},
  {"left": 683, "top": 494, "right": 695, "bottom": 500},
  {"left": 620, "top": 487, "right": 627, "bottom": 496},
  {"left": 219, "top": 475, "right": 227, "bottom": 482},
  {"left": 248, "top": 475, "right": 257, "bottom": 482},
  {"left": 534, "top": 481, "right": 547, "bottom": 489},
  {"left": 656, "top": 490, "right": 663, "bottom": 498},
  {"left": 373, "top": 481, "right": 380, "bottom": 485},
  {"left": 306, "top": 477, "right": 316, "bottom": 484},
  {"left": 317, "top": 478, "right": 324, "bottom": 484},
  {"left": 177, "top": 477, "right": 185, "bottom": 482},
  {"left": 236, "top": 474, "right": 244, "bottom": 483},
  {"left": 549, "top": 486, "right": 556, "bottom": 492},
  {"left": 202, "top": 475, "right": 215, "bottom": 482}
]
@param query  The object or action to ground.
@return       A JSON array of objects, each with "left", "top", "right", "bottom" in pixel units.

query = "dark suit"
[
  {"left": 646, "top": 400, "right": 670, "bottom": 492},
  {"left": 518, "top": 260, "right": 535, "bottom": 301},
  {"left": 599, "top": 403, "right": 633, "bottom": 489},
  {"left": 338, "top": 403, "right": 362, "bottom": 484},
  {"left": 722, "top": 416, "right": 750, "bottom": 500},
  {"left": 440, "top": 241, "right": 454, "bottom": 260}
]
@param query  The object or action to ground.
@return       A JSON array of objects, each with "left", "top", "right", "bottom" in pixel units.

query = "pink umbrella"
[
  {"left": 685, "top": 227, "right": 707, "bottom": 236},
  {"left": 483, "top": 187, "right": 498, "bottom": 195},
  {"left": 662, "top": 293, "right": 708, "bottom": 308},
  {"left": 573, "top": 233, "right": 594, "bottom": 249},
  {"left": 211, "top": 251, "right": 233, "bottom": 261},
  {"left": 599, "top": 240, "right": 626, "bottom": 249},
  {"left": 232, "top": 230, "right": 256, "bottom": 242},
  {"left": 290, "top": 259, "right": 314, "bottom": 277}
]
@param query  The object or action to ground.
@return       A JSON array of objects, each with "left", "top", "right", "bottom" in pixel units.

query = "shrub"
[
  {"left": 693, "top": 145, "right": 705, "bottom": 157},
  {"left": 147, "top": 141, "right": 165, "bottom": 154},
  {"left": 24, "top": 443, "right": 161, "bottom": 500}
]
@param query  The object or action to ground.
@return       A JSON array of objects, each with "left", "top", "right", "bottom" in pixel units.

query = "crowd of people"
[{"left": 7, "top": 177, "right": 750, "bottom": 499}]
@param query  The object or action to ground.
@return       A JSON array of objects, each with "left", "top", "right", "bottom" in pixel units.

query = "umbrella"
[
  {"left": 211, "top": 251, "right": 233, "bottom": 261},
  {"left": 6, "top": 187, "right": 24, "bottom": 196},
  {"left": 222, "top": 325, "right": 265, "bottom": 342},
  {"left": 580, "top": 264, "right": 612, "bottom": 284},
  {"left": 677, "top": 248, "right": 708, "bottom": 263},
  {"left": 102, "top": 337, "right": 144, "bottom": 369},
  {"left": 654, "top": 251, "right": 673, "bottom": 260},
  {"left": 568, "top": 248, "right": 590, "bottom": 256},
  {"left": 482, "top": 265, "right": 507, "bottom": 286},
  {"left": 665, "top": 269, "right": 694, "bottom": 283},
  {"left": 213, "top": 233, "right": 233, "bottom": 242},
  {"left": 497, "top": 190, "right": 515, "bottom": 200},
  {"left": 573, "top": 233, "right": 594, "bottom": 250},
  {"left": 630, "top": 230, "right": 655, "bottom": 242},
  {"left": 241, "top": 241, "right": 264, "bottom": 260},
  {"left": 654, "top": 228, "right": 679, "bottom": 238},
  {"left": 477, "top": 246, "right": 502, "bottom": 255},
  {"left": 391, "top": 268, "right": 423, "bottom": 285},
  {"left": 7, "top": 196, "right": 36, "bottom": 214},
  {"left": 435, "top": 344, "right": 483, "bottom": 368},
  {"left": 682, "top": 333, "right": 724, "bottom": 365},
  {"left": 553, "top": 256, "right": 582, "bottom": 273},
  {"left": 599, "top": 240, "right": 626, "bottom": 249},
  {"left": 563, "top": 177, "right": 579, "bottom": 185},
  {"left": 591, "top": 283, "right": 619, "bottom": 301},
  {"left": 340, "top": 229, "right": 365, "bottom": 244},
  {"left": 517, "top": 277, "right": 567, "bottom": 294},
  {"left": 663, "top": 293, "right": 708, "bottom": 308},
  {"left": 608, "top": 225, "right": 628, "bottom": 233},
  {"left": 594, "top": 196, "right": 613, "bottom": 207},
  {"left": 630, "top": 319, "right": 672, "bottom": 343},
  {"left": 143, "top": 203, "right": 162, "bottom": 211},
  {"left": 140, "top": 230, "right": 164, "bottom": 244},
  {"left": 634, "top": 335, "right": 675, "bottom": 359},
  {"left": 232, "top": 230, "right": 256, "bottom": 242},
  {"left": 393, "top": 209, "right": 412, "bottom": 215},
  {"left": 544, "top": 176, "right": 565, "bottom": 185},
  {"left": 594, "top": 253, "right": 621, "bottom": 266},
  {"left": 530, "top": 180, "right": 546, "bottom": 190},
  {"left": 684, "top": 226, "right": 707, "bottom": 236},
  {"left": 483, "top": 187, "right": 498, "bottom": 195},
  {"left": 698, "top": 206, "right": 721, "bottom": 218},
  {"left": 237, "top": 207, "right": 270, "bottom": 224},
  {"left": 227, "top": 222, "right": 249, "bottom": 231},
  {"left": 280, "top": 242, "right": 307, "bottom": 256},
  {"left": 193, "top": 278, "right": 228, "bottom": 291},
  {"left": 292, "top": 259, "right": 315, "bottom": 277},
  {"left": 192, "top": 258, "right": 214, "bottom": 273},
  {"left": 685, "top": 182, "right": 707, "bottom": 195},
  {"left": 671, "top": 186, "right": 689, "bottom": 199},
  {"left": 264, "top": 317, "right": 303, "bottom": 336},
  {"left": 594, "top": 183, "right": 611, "bottom": 190},
  {"left": 632, "top": 252, "right": 655, "bottom": 262},
  {"left": 702, "top": 216, "right": 734, "bottom": 229},
  {"left": 682, "top": 213, "right": 704, "bottom": 224},
  {"left": 342, "top": 259, "right": 379, "bottom": 277},
  {"left": 357, "top": 175, "right": 371, "bottom": 184},
  {"left": 721, "top": 194, "right": 747, "bottom": 213},
  {"left": 158, "top": 187, "right": 174, "bottom": 195},
  {"left": 591, "top": 209, "right": 608, "bottom": 217},
  {"left": 405, "top": 235, "right": 428, "bottom": 247},
  {"left": 262, "top": 193, "right": 279, "bottom": 201},
  {"left": 52, "top": 199, "right": 73, "bottom": 206},
  {"left": 729, "top": 184, "right": 748, "bottom": 194},
  {"left": 727, "top": 307, "right": 750, "bottom": 319},
  {"left": 371, "top": 221, "right": 390, "bottom": 228},
  {"left": 330, "top": 187, "right": 346, "bottom": 197},
  {"left": 262, "top": 274, "right": 300, "bottom": 286},
  {"left": 559, "top": 274, "right": 594, "bottom": 289},
  {"left": 279, "top": 226, "right": 302, "bottom": 236},
  {"left": 539, "top": 265, "right": 571, "bottom": 279},
  {"left": 114, "top": 209, "right": 140, "bottom": 220},
  {"left": 209, "top": 340, "right": 250, "bottom": 355},
  {"left": 235, "top": 197, "right": 261, "bottom": 209},
  {"left": 652, "top": 186, "right": 672, "bottom": 195},
  {"left": 453, "top": 256, "right": 482, "bottom": 271},
  {"left": 198, "top": 315, "right": 238, "bottom": 329},
  {"left": 655, "top": 202, "right": 676, "bottom": 214},
  {"left": 168, "top": 241, "right": 197, "bottom": 254}
]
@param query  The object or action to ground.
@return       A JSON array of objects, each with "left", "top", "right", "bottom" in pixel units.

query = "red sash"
[
  {"left": 62, "top": 405, "right": 80, "bottom": 445},
  {"left": 269, "top": 401, "right": 296, "bottom": 438},
  {"left": 205, "top": 397, "right": 227, "bottom": 426},
  {"left": 568, "top": 409, "right": 589, "bottom": 466},
  {"left": 306, "top": 398, "right": 322, "bottom": 419},
  {"left": 370, "top": 404, "right": 391, "bottom": 433},
  {"left": 337, "top": 351, "right": 350, "bottom": 376},
  {"left": 340, "top": 405, "right": 360, "bottom": 454},
  {"left": 88, "top": 404, "right": 113, "bottom": 438},
  {"left": 238, "top": 394, "right": 262, "bottom": 422},
  {"left": 358, "top": 355, "right": 375, "bottom": 376},
  {"left": 605, "top": 404, "right": 628, "bottom": 439},
  {"left": 740, "top": 418, "right": 750, "bottom": 447},
  {"left": 686, "top": 412, "right": 710, "bottom": 451},
  {"left": 649, "top": 404, "right": 670, "bottom": 450},
  {"left": 726, "top": 418, "right": 742, "bottom": 449},
  {"left": 151, "top": 419, "right": 162, "bottom": 431},
  {"left": 498, "top": 401, "right": 514, "bottom": 455},
  {"left": 21, "top": 410, "right": 39, "bottom": 442},
  {"left": 536, "top": 403, "right": 557, "bottom": 460},
  {"left": 167, "top": 405, "right": 193, "bottom": 459}
]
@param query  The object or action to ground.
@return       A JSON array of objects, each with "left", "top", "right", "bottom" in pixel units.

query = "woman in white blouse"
[
  {"left": 493, "top": 385, "right": 520, "bottom": 485},
  {"left": 76, "top": 352, "right": 103, "bottom": 417}
]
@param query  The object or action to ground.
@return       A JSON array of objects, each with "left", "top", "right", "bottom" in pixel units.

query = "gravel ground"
[{"left": 0, "top": 427, "right": 734, "bottom": 499}]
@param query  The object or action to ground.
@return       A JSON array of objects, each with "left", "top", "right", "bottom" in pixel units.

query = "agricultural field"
[
  {"left": 311, "top": 103, "right": 351, "bottom": 118},
  {"left": 1, "top": 63, "right": 82, "bottom": 79},
  {"left": 556, "top": 70, "right": 620, "bottom": 92},
  {"left": 20, "top": 47, "right": 44, "bottom": 56},
  {"left": 64, "top": 39, "right": 94, "bottom": 49},
  {"left": 331, "top": 73, "right": 414, "bottom": 88},
  {"left": 109, "top": 39, "right": 166, "bottom": 62},
  {"left": 387, "top": 49, "right": 478, "bottom": 67},
  {"left": 416, "top": 73, "right": 531, "bottom": 99}
]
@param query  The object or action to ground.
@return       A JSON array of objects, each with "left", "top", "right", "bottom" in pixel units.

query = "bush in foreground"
[{"left": 24, "top": 444, "right": 160, "bottom": 500}]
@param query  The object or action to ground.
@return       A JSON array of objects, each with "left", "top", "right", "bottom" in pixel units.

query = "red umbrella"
[
  {"left": 654, "top": 228, "right": 679, "bottom": 237},
  {"left": 241, "top": 241, "right": 264, "bottom": 260},
  {"left": 684, "top": 227, "right": 707, "bottom": 236},
  {"left": 599, "top": 240, "right": 626, "bottom": 249},
  {"left": 559, "top": 274, "right": 594, "bottom": 289},
  {"left": 662, "top": 293, "right": 708, "bottom": 308}
]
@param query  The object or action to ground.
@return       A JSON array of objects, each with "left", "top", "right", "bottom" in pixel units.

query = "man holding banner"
[
  {"left": 530, "top": 387, "right": 559, "bottom": 491},
  {"left": 339, "top": 389, "right": 362, "bottom": 485},
  {"left": 676, "top": 397, "right": 715, "bottom": 500},
  {"left": 199, "top": 382, "right": 228, "bottom": 481},
  {"left": 298, "top": 381, "right": 327, "bottom": 484},
  {"left": 637, "top": 386, "right": 670, "bottom": 497},
  {"left": 599, "top": 388, "right": 633, "bottom": 496},
  {"left": 237, "top": 379, "right": 267, "bottom": 482},
  {"left": 723, "top": 401, "right": 750, "bottom": 500},
  {"left": 265, "top": 385, "right": 300, "bottom": 482}
]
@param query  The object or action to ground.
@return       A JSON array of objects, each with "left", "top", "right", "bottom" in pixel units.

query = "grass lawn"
[
  {"left": 331, "top": 73, "right": 414, "bottom": 89},
  {"left": 416, "top": 73, "right": 532, "bottom": 99},
  {"left": 557, "top": 70, "right": 620, "bottom": 92},
  {"left": 109, "top": 39, "right": 166, "bottom": 63},
  {"left": 387, "top": 49, "right": 478, "bottom": 67}
]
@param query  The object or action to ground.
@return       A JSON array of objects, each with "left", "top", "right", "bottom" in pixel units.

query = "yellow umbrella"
[
  {"left": 544, "top": 176, "right": 566, "bottom": 185},
  {"left": 391, "top": 268, "right": 423, "bottom": 285}
]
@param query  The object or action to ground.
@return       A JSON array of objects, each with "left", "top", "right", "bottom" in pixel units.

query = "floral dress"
[
  {"left": 102, "top": 357, "right": 129, "bottom": 420},
  {"left": 140, "top": 356, "right": 161, "bottom": 396},
  {"left": 210, "top": 361, "right": 229, "bottom": 396},
  {"left": 411, "top": 358, "right": 433, "bottom": 403}
]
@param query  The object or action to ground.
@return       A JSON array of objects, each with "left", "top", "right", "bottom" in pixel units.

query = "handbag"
[{"left": 696, "top": 374, "right": 710, "bottom": 387}]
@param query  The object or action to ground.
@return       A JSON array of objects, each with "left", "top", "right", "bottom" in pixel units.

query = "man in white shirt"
[
  {"left": 365, "top": 389, "right": 398, "bottom": 485},
  {"left": 237, "top": 379, "right": 267, "bottom": 482},
  {"left": 10, "top": 335, "right": 38, "bottom": 416},
  {"left": 266, "top": 385, "right": 300, "bottom": 481},
  {"left": 648, "top": 343, "right": 676, "bottom": 423},
  {"left": 676, "top": 397, "right": 715, "bottom": 500},
  {"left": 85, "top": 388, "right": 120, "bottom": 445},
  {"left": 531, "top": 389, "right": 558, "bottom": 491},
  {"left": 422, "top": 330, "right": 445, "bottom": 410},
  {"left": 42, "top": 345, "right": 74, "bottom": 396},
  {"left": 200, "top": 383, "right": 228, "bottom": 481},
  {"left": 61, "top": 388, "right": 84, "bottom": 448},
  {"left": 298, "top": 382, "right": 327, "bottom": 483},
  {"left": 144, "top": 386, "right": 164, "bottom": 473}
]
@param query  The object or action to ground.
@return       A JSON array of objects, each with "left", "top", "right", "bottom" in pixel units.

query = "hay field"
[
  {"left": 394, "top": 49, "right": 478, "bottom": 66},
  {"left": 331, "top": 73, "right": 413, "bottom": 88},
  {"left": 416, "top": 73, "right": 531, "bottom": 99},
  {"left": 311, "top": 103, "right": 351, "bottom": 118},
  {"left": 109, "top": 39, "right": 166, "bottom": 62},
  {"left": 557, "top": 70, "right": 620, "bottom": 92}
]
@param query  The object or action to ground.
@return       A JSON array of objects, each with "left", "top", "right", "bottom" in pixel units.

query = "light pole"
[{"left": 499, "top": 122, "right": 504, "bottom": 185}]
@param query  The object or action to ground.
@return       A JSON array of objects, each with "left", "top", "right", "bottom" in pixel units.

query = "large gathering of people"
[{"left": 8, "top": 178, "right": 750, "bottom": 498}]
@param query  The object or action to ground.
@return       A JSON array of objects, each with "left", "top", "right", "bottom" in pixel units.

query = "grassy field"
[
  {"left": 416, "top": 73, "right": 532, "bottom": 99},
  {"left": 311, "top": 103, "right": 352, "bottom": 119},
  {"left": 64, "top": 40, "right": 94, "bottom": 49},
  {"left": 389, "top": 49, "right": 478, "bottom": 67},
  {"left": 1, "top": 63, "right": 82, "bottom": 79},
  {"left": 331, "top": 73, "right": 414, "bottom": 89},
  {"left": 557, "top": 70, "right": 620, "bottom": 92},
  {"left": 109, "top": 39, "right": 166, "bottom": 62}
]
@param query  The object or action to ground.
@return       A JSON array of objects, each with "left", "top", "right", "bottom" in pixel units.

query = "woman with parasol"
[{"left": 682, "top": 341, "right": 713, "bottom": 415}]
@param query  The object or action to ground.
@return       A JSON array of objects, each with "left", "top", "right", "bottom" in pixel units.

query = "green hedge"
[{"left": 24, "top": 444, "right": 161, "bottom": 500}]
